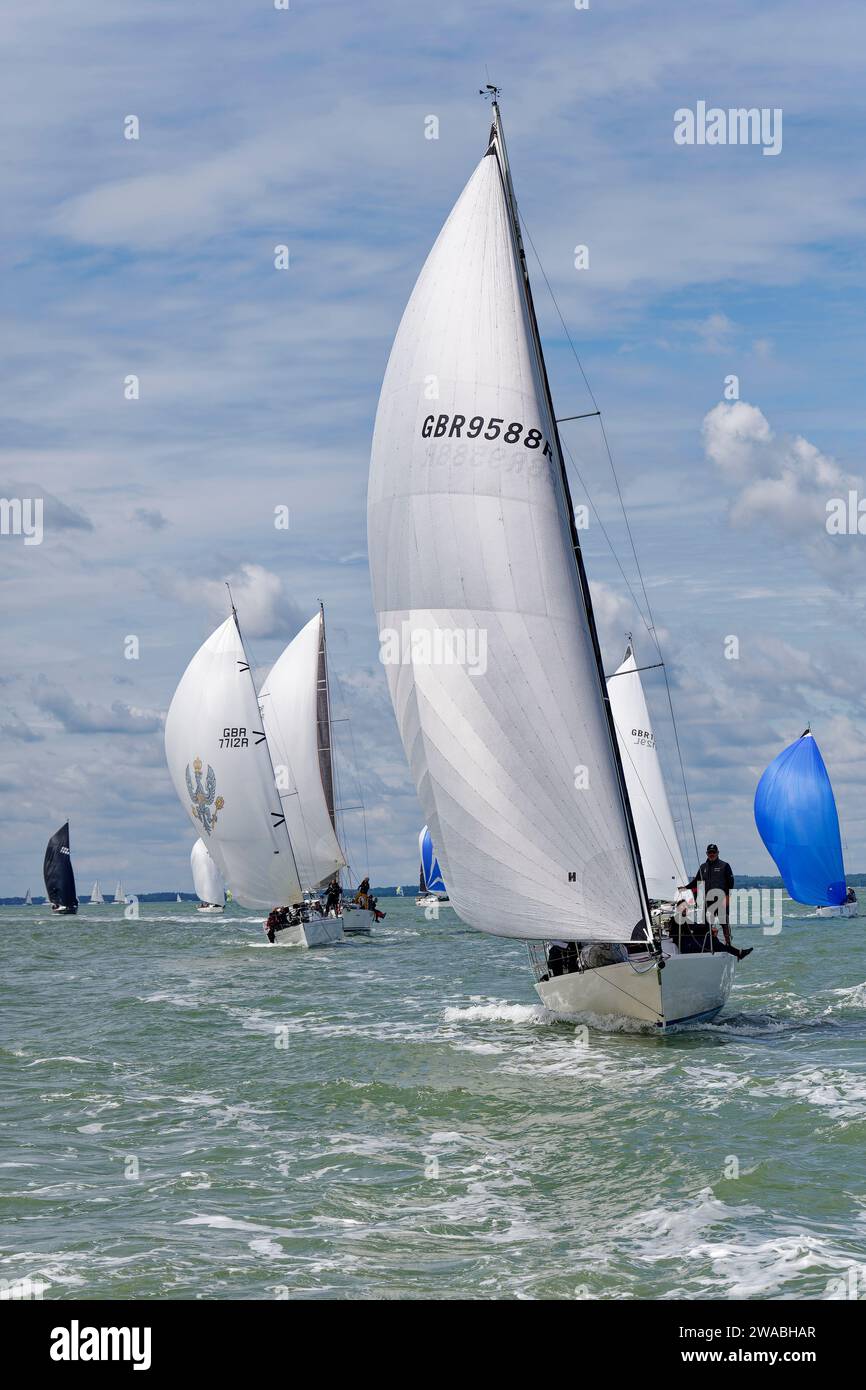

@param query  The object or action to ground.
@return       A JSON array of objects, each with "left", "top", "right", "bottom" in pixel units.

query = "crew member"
[{"left": 678, "top": 844, "right": 752, "bottom": 961}]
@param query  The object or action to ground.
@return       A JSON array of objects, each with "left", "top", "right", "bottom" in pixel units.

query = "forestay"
[
  {"left": 368, "top": 121, "right": 643, "bottom": 942},
  {"left": 164, "top": 616, "right": 301, "bottom": 910},
  {"left": 260, "top": 612, "right": 346, "bottom": 890},
  {"left": 607, "top": 646, "right": 687, "bottom": 901}
]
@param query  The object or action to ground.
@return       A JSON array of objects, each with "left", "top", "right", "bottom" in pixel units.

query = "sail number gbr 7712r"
[{"left": 421, "top": 412, "right": 554, "bottom": 461}]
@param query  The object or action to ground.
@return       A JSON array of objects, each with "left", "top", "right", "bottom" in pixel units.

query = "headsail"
[
  {"left": 164, "top": 615, "right": 302, "bottom": 909},
  {"left": 190, "top": 837, "right": 225, "bottom": 906},
  {"left": 754, "top": 732, "right": 847, "bottom": 906},
  {"left": 43, "top": 822, "right": 78, "bottom": 911},
  {"left": 260, "top": 611, "right": 346, "bottom": 890},
  {"left": 367, "top": 108, "right": 645, "bottom": 942},
  {"left": 607, "top": 644, "right": 688, "bottom": 901},
  {"left": 419, "top": 826, "right": 447, "bottom": 895}
]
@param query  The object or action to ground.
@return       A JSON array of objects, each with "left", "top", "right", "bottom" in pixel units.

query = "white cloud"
[{"left": 162, "top": 563, "right": 302, "bottom": 640}]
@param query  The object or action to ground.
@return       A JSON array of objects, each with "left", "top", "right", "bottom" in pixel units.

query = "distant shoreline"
[{"left": 4, "top": 875, "right": 865, "bottom": 906}]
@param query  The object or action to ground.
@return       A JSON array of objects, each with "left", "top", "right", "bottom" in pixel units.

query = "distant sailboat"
[
  {"left": 164, "top": 596, "right": 342, "bottom": 948},
  {"left": 416, "top": 826, "right": 448, "bottom": 906},
  {"left": 755, "top": 730, "right": 859, "bottom": 918},
  {"left": 607, "top": 642, "right": 689, "bottom": 907},
  {"left": 176, "top": 893, "right": 182, "bottom": 903},
  {"left": 89, "top": 880, "right": 104, "bottom": 905},
  {"left": 368, "top": 97, "right": 738, "bottom": 1026},
  {"left": 112, "top": 881, "right": 125, "bottom": 904},
  {"left": 23, "top": 887, "right": 32, "bottom": 906},
  {"left": 43, "top": 822, "right": 78, "bottom": 916},
  {"left": 190, "top": 838, "right": 225, "bottom": 913}
]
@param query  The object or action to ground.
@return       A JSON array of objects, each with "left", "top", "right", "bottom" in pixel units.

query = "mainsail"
[
  {"left": 90, "top": 880, "right": 104, "bottom": 904},
  {"left": 43, "top": 822, "right": 78, "bottom": 911},
  {"left": 754, "top": 731, "right": 847, "bottom": 906},
  {"left": 368, "top": 105, "right": 647, "bottom": 942},
  {"left": 607, "top": 644, "right": 687, "bottom": 901},
  {"left": 260, "top": 610, "right": 346, "bottom": 890},
  {"left": 190, "top": 837, "right": 225, "bottom": 906},
  {"left": 164, "top": 612, "right": 302, "bottom": 909},
  {"left": 419, "top": 826, "right": 447, "bottom": 895}
]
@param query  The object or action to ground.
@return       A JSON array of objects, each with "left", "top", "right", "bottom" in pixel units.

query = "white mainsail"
[
  {"left": 164, "top": 614, "right": 302, "bottom": 910},
  {"left": 367, "top": 112, "right": 645, "bottom": 943},
  {"left": 607, "top": 645, "right": 688, "bottom": 902},
  {"left": 90, "top": 880, "right": 105, "bottom": 904},
  {"left": 112, "top": 881, "right": 124, "bottom": 903},
  {"left": 190, "top": 837, "right": 225, "bottom": 906},
  {"left": 260, "top": 611, "right": 346, "bottom": 890}
]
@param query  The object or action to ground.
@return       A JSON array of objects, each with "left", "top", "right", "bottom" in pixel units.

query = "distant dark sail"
[{"left": 43, "top": 822, "right": 78, "bottom": 911}]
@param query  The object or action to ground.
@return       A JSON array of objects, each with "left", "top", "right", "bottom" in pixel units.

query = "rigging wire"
[{"left": 515, "top": 210, "right": 700, "bottom": 867}]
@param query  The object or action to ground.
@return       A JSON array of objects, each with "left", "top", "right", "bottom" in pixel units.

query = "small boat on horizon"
[
  {"left": 190, "top": 838, "right": 225, "bottom": 913},
  {"left": 23, "top": 887, "right": 32, "bottom": 906},
  {"left": 416, "top": 826, "right": 449, "bottom": 907},
  {"left": 44, "top": 822, "right": 78, "bottom": 916},
  {"left": 89, "top": 880, "right": 105, "bottom": 905},
  {"left": 755, "top": 729, "right": 859, "bottom": 919}
]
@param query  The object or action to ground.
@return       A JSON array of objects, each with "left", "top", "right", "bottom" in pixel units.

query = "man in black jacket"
[{"left": 677, "top": 844, "right": 753, "bottom": 961}]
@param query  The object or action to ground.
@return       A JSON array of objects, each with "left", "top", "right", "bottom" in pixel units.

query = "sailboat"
[
  {"left": 607, "top": 641, "right": 691, "bottom": 918},
  {"left": 89, "top": 880, "right": 105, "bottom": 905},
  {"left": 755, "top": 730, "right": 859, "bottom": 919},
  {"left": 43, "top": 822, "right": 78, "bottom": 915},
  {"left": 164, "top": 598, "right": 343, "bottom": 948},
  {"left": 416, "top": 826, "right": 449, "bottom": 907},
  {"left": 367, "top": 95, "right": 738, "bottom": 1027},
  {"left": 112, "top": 881, "right": 125, "bottom": 904},
  {"left": 190, "top": 838, "right": 225, "bottom": 913},
  {"left": 23, "top": 888, "right": 32, "bottom": 906}
]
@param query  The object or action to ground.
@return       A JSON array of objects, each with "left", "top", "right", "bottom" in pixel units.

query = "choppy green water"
[{"left": 1, "top": 899, "right": 865, "bottom": 1300}]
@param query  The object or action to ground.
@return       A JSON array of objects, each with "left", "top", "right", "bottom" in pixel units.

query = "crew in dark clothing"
[
  {"left": 677, "top": 844, "right": 752, "bottom": 961},
  {"left": 324, "top": 878, "right": 342, "bottom": 914},
  {"left": 355, "top": 877, "right": 371, "bottom": 909}
]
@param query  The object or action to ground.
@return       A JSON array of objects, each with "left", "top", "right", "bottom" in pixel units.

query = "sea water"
[{"left": 1, "top": 899, "right": 864, "bottom": 1300}]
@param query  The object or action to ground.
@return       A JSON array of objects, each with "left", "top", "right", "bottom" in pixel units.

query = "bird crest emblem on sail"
[{"left": 185, "top": 756, "right": 224, "bottom": 835}]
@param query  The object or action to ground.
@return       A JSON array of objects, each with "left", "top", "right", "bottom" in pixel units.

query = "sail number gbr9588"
[{"left": 421, "top": 413, "right": 554, "bottom": 460}]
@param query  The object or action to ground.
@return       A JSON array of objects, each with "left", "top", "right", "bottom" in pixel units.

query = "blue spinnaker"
[
  {"left": 419, "top": 825, "right": 447, "bottom": 895},
  {"left": 754, "top": 733, "right": 846, "bottom": 906}
]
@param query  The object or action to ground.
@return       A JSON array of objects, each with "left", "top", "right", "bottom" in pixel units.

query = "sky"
[{"left": 2, "top": 0, "right": 866, "bottom": 894}]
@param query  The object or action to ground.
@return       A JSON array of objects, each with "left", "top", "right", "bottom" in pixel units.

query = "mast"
[
  {"left": 488, "top": 96, "right": 652, "bottom": 931},
  {"left": 226, "top": 583, "right": 302, "bottom": 891}
]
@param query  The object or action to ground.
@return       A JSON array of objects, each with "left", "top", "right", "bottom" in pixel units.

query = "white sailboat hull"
[
  {"left": 815, "top": 902, "right": 860, "bottom": 918},
  {"left": 535, "top": 950, "right": 736, "bottom": 1029},
  {"left": 270, "top": 917, "right": 344, "bottom": 949},
  {"left": 196, "top": 903, "right": 225, "bottom": 914}
]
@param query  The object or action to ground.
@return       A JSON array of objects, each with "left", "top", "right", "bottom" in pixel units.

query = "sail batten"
[{"left": 368, "top": 112, "right": 644, "bottom": 943}]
